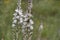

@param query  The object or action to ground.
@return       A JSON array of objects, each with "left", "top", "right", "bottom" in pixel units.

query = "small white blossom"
[
  {"left": 19, "top": 9, "right": 22, "bottom": 12},
  {"left": 13, "top": 13, "right": 17, "bottom": 16},
  {"left": 12, "top": 19, "right": 17, "bottom": 23},
  {"left": 19, "top": 18, "right": 23, "bottom": 23},
  {"left": 28, "top": 29, "right": 30, "bottom": 31},
  {"left": 19, "top": 11, "right": 23, "bottom": 15},
  {"left": 23, "top": 22, "right": 27, "bottom": 25},
  {"left": 16, "top": 16, "right": 20, "bottom": 19},
  {"left": 30, "top": 26, "right": 33, "bottom": 30},
  {"left": 15, "top": 9, "right": 19, "bottom": 12},
  {"left": 30, "top": 19, "right": 34, "bottom": 24},
  {"left": 28, "top": 13, "right": 32, "bottom": 17},
  {"left": 20, "top": 14, "right": 24, "bottom": 17},
  {"left": 12, "top": 17, "right": 16, "bottom": 20},
  {"left": 27, "top": 24, "right": 31, "bottom": 27},
  {"left": 29, "top": 32, "right": 33, "bottom": 35},
  {"left": 24, "top": 18, "right": 29, "bottom": 21},
  {"left": 24, "top": 14, "right": 28, "bottom": 18},
  {"left": 12, "top": 24, "right": 16, "bottom": 27},
  {"left": 19, "top": 20, "right": 23, "bottom": 23},
  {"left": 24, "top": 13, "right": 32, "bottom": 17}
]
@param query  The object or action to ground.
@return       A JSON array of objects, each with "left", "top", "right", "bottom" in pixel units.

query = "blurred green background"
[{"left": 0, "top": 0, "right": 60, "bottom": 40}]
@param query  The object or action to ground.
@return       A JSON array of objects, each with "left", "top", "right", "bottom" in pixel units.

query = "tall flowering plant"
[
  {"left": 12, "top": 0, "right": 34, "bottom": 40},
  {"left": 12, "top": 0, "right": 24, "bottom": 40},
  {"left": 22, "top": 0, "right": 34, "bottom": 40}
]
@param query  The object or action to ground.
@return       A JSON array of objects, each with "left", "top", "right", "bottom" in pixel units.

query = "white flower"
[
  {"left": 30, "top": 26, "right": 33, "bottom": 30},
  {"left": 28, "top": 13, "right": 32, "bottom": 17},
  {"left": 22, "top": 25, "right": 25, "bottom": 29},
  {"left": 16, "top": 16, "right": 20, "bottom": 19},
  {"left": 19, "top": 11, "right": 22, "bottom": 15},
  {"left": 24, "top": 18, "right": 29, "bottom": 21},
  {"left": 24, "top": 14, "right": 28, "bottom": 18},
  {"left": 20, "top": 14, "right": 24, "bottom": 17},
  {"left": 23, "top": 22, "right": 27, "bottom": 25},
  {"left": 15, "top": 9, "right": 19, "bottom": 12},
  {"left": 13, "top": 13, "right": 17, "bottom": 16},
  {"left": 28, "top": 29, "right": 30, "bottom": 31},
  {"left": 27, "top": 23, "right": 31, "bottom": 27},
  {"left": 25, "top": 13, "right": 32, "bottom": 17},
  {"left": 12, "top": 19, "right": 17, "bottom": 23},
  {"left": 19, "top": 20, "right": 23, "bottom": 23},
  {"left": 29, "top": 32, "right": 33, "bottom": 35},
  {"left": 19, "top": 13, "right": 24, "bottom": 17},
  {"left": 19, "top": 9, "right": 22, "bottom": 12},
  {"left": 19, "top": 18, "right": 23, "bottom": 23},
  {"left": 30, "top": 19, "right": 34, "bottom": 24},
  {"left": 12, "top": 24, "right": 16, "bottom": 27},
  {"left": 12, "top": 17, "right": 16, "bottom": 20}
]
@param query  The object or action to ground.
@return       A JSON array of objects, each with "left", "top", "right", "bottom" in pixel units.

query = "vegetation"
[{"left": 0, "top": 0, "right": 60, "bottom": 40}]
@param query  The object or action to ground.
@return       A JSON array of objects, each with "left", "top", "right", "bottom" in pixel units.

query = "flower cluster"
[
  {"left": 12, "top": 0, "right": 34, "bottom": 40},
  {"left": 12, "top": 0, "right": 24, "bottom": 40},
  {"left": 21, "top": 0, "right": 34, "bottom": 40},
  {"left": 21, "top": 12, "right": 34, "bottom": 40},
  {"left": 22, "top": 13, "right": 34, "bottom": 33},
  {"left": 12, "top": 0, "right": 23, "bottom": 28}
]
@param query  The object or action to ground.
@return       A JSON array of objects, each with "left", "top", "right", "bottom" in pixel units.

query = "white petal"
[
  {"left": 23, "top": 22, "right": 27, "bottom": 25},
  {"left": 16, "top": 16, "right": 20, "bottom": 19},
  {"left": 13, "top": 13, "right": 17, "bottom": 16},
  {"left": 28, "top": 29, "right": 30, "bottom": 31},
  {"left": 20, "top": 14, "right": 24, "bottom": 17},
  {"left": 30, "top": 26, "right": 33, "bottom": 30},
  {"left": 19, "top": 11, "right": 22, "bottom": 15},
  {"left": 12, "top": 24, "right": 16, "bottom": 27},
  {"left": 27, "top": 24, "right": 31, "bottom": 27},
  {"left": 20, "top": 20, "right": 23, "bottom": 23},
  {"left": 24, "top": 18, "right": 29, "bottom": 21},
  {"left": 19, "top": 10, "right": 22, "bottom": 12},
  {"left": 29, "top": 32, "right": 33, "bottom": 35},
  {"left": 12, "top": 17, "right": 16, "bottom": 20},
  {"left": 15, "top": 9, "right": 19, "bottom": 12},
  {"left": 30, "top": 19, "right": 34, "bottom": 24},
  {"left": 24, "top": 14, "right": 28, "bottom": 18},
  {"left": 20, "top": 17, "right": 23, "bottom": 19},
  {"left": 28, "top": 13, "right": 32, "bottom": 17},
  {"left": 13, "top": 19, "right": 17, "bottom": 23},
  {"left": 19, "top": 18, "right": 23, "bottom": 23}
]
